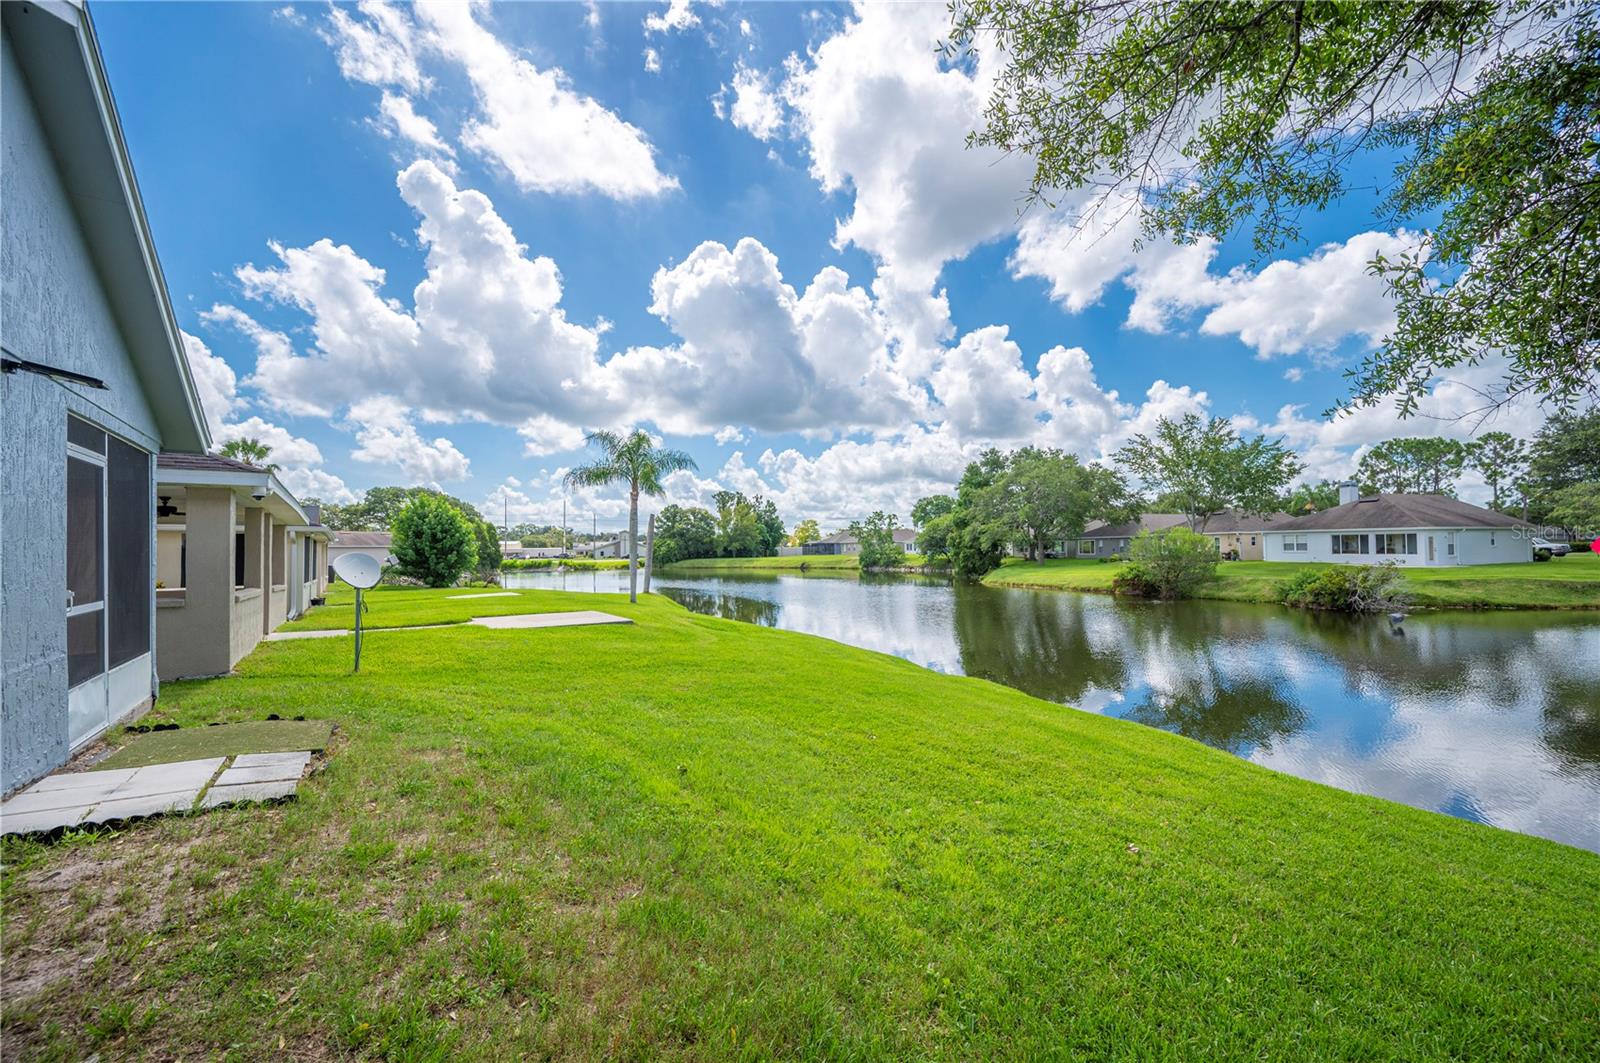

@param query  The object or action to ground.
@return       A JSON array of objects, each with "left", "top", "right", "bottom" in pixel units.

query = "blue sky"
[{"left": 92, "top": 1, "right": 1541, "bottom": 531}]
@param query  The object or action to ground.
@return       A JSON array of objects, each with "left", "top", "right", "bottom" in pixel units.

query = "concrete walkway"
[
  {"left": 1, "top": 751, "right": 313, "bottom": 835},
  {"left": 266, "top": 610, "right": 631, "bottom": 641}
]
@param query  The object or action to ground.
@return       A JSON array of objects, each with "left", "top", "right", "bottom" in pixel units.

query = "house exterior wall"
[
  {"left": 2, "top": 33, "right": 163, "bottom": 791},
  {"left": 155, "top": 488, "right": 235, "bottom": 680},
  {"left": 1210, "top": 532, "right": 1266, "bottom": 561},
  {"left": 1263, "top": 527, "right": 1528, "bottom": 566}
]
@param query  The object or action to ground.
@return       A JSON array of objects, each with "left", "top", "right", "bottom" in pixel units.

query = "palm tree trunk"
[{"left": 628, "top": 485, "right": 640, "bottom": 603}]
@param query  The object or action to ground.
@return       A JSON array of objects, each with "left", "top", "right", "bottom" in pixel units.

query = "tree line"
[{"left": 652, "top": 491, "right": 786, "bottom": 565}]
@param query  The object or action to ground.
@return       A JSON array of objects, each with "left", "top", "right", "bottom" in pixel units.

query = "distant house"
[
  {"left": 1263, "top": 484, "right": 1529, "bottom": 566},
  {"left": 154, "top": 454, "right": 330, "bottom": 680},
  {"left": 1060, "top": 511, "right": 1293, "bottom": 559},
  {"left": 1060, "top": 515, "right": 1187, "bottom": 558},
  {"left": 499, "top": 541, "right": 566, "bottom": 560},
  {"left": 802, "top": 528, "right": 919, "bottom": 556},
  {"left": 1198, "top": 511, "right": 1297, "bottom": 560},
  {"left": 2, "top": 3, "right": 211, "bottom": 791},
  {"left": 327, "top": 531, "right": 395, "bottom": 575}
]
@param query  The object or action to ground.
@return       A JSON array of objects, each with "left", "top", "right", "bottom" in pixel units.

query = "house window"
[
  {"left": 1376, "top": 533, "right": 1418, "bottom": 555},
  {"left": 1447, "top": 540, "right": 1455, "bottom": 556},
  {"left": 1281, "top": 534, "right": 1309, "bottom": 553},
  {"left": 1079, "top": 540, "right": 1096, "bottom": 554},
  {"left": 1332, "top": 534, "right": 1369, "bottom": 555}
]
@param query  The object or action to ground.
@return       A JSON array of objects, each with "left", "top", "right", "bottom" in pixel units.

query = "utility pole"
[{"left": 562, "top": 494, "right": 567, "bottom": 557}]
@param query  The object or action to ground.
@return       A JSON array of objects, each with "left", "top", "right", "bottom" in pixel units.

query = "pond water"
[{"left": 504, "top": 568, "right": 1600, "bottom": 852}]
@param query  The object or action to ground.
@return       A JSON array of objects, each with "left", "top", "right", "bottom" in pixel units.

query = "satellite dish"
[
  {"left": 332, "top": 551, "right": 382, "bottom": 590},
  {"left": 331, "top": 552, "right": 383, "bottom": 673}
]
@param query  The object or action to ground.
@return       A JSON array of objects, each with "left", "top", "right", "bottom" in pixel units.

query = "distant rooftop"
[{"left": 1275, "top": 494, "right": 1525, "bottom": 531}]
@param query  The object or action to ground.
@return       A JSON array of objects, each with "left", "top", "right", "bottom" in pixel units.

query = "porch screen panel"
[
  {"left": 66, "top": 457, "right": 103, "bottom": 610},
  {"left": 106, "top": 437, "right": 152, "bottom": 668},
  {"left": 67, "top": 611, "right": 103, "bottom": 687}
]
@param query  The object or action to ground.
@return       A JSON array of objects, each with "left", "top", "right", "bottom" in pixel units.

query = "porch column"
[
  {"left": 158, "top": 487, "right": 235, "bottom": 680},
  {"left": 241, "top": 506, "right": 268, "bottom": 634}
]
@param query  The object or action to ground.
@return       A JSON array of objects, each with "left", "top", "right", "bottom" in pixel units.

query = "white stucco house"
[
  {"left": 1263, "top": 485, "right": 1531, "bottom": 567},
  {"left": 2, "top": 1, "right": 211, "bottom": 791},
  {"left": 327, "top": 531, "right": 395, "bottom": 576}
]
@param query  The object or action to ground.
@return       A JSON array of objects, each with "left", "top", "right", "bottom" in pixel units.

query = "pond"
[{"left": 504, "top": 568, "right": 1600, "bottom": 852}]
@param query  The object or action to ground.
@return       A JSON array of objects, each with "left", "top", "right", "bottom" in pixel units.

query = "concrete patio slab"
[
  {"left": 469, "top": 610, "right": 631, "bottom": 630},
  {"left": 202, "top": 780, "right": 299, "bottom": 808},
  {"left": 30, "top": 767, "right": 139, "bottom": 792},
  {"left": 264, "top": 628, "right": 349, "bottom": 641},
  {"left": 0, "top": 806, "right": 90, "bottom": 835},
  {"left": 216, "top": 751, "right": 312, "bottom": 786},
  {"left": 446, "top": 591, "right": 519, "bottom": 599},
  {"left": 3, "top": 777, "right": 126, "bottom": 813},
  {"left": 87, "top": 790, "right": 203, "bottom": 823}
]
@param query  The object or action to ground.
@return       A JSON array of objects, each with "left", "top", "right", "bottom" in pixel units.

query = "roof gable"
[{"left": 2, "top": 1, "right": 208, "bottom": 452}]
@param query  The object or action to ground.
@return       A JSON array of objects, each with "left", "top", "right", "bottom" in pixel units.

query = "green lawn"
[
  {"left": 3, "top": 588, "right": 1596, "bottom": 1059},
  {"left": 986, "top": 552, "right": 1600, "bottom": 609},
  {"left": 279, "top": 584, "right": 603, "bottom": 632}
]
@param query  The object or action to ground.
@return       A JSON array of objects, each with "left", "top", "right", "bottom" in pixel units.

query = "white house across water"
[{"left": 1263, "top": 484, "right": 1530, "bottom": 567}]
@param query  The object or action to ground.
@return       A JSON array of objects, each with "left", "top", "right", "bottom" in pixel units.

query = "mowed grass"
[
  {"left": 986, "top": 552, "right": 1600, "bottom": 609},
  {"left": 3, "top": 588, "right": 1597, "bottom": 1060},
  {"left": 279, "top": 584, "right": 606, "bottom": 631}
]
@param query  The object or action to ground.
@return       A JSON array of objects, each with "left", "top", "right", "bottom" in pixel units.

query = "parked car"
[{"left": 1530, "top": 537, "right": 1571, "bottom": 556}]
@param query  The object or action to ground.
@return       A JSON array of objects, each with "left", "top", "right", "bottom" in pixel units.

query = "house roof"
[
  {"left": 1081, "top": 514, "right": 1188, "bottom": 539},
  {"left": 157, "top": 452, "right": 267, "bottom": 474},
  {"left": 1200, "top": 511, "right": 1298, "bottom": 534},
  {"left": 3, "top": 1, "right": 209, "bottom": 452},
  {"left": 819, "top": 528, "right": 919, "bottom": 544},
  {"left": 331, "top": 531, "right": 393, "bottom": 548},
  {"left": 1272, "top": 494, "right": 1526, "bottom": 531},
  {"left": 156, "top": 451, "right": 310, "bottom": 525}
]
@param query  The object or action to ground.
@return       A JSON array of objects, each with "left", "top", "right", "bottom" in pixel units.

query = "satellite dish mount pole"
[{"left": 354, "top": 586, "right": 364, "bottom": 673}]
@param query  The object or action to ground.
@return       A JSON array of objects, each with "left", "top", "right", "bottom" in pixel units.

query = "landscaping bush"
[
  {"left": 1112, "top": 527, "right": 1217, "bottom": 599},
  {"left": 1533, "top": 548, "right": 1553, "bottom": 562},
  {"left": 1279, "top": 563, "right": 1411, "bottom": 613},
  {"left": 392, "top": 493, "right": 477, "bottom": 588}
]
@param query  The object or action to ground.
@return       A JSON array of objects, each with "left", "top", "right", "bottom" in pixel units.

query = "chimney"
[
  {"left": 1337, "top": 481, "right": 1358, "bottom": 506},
  {"left": 303, "top": 503, "right": 322, "bottom": 526}
]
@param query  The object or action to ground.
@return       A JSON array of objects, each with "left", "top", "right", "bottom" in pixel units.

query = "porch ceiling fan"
[{"left": 156, "top": 495, "right": 185, "bottom": 518}]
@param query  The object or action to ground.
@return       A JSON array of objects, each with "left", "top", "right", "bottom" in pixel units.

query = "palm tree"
[
  {"left": 217, "top": 437, "right": 279, "bottom": 471},
  {"left": 564, "top": 430, "right": 697, "bottom": 603}
]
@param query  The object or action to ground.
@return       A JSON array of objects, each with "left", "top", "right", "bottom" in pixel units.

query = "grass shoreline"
[
  {"left": 982, "top": 554, "right": 1600, "bottom": 610},
  {"left": 2, "top": 585, "right": 1596, "bottom": 1058},
  {"left": 656, "top": 552, "right": 1600, "bottom": 610}
]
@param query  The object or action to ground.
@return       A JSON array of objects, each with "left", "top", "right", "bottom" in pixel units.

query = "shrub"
[
  {"left": 1279, "top": 563, "right": 1411, "bottom": 613},
  {"left": 392, "top": 493, "right": 477, "bottom": 588},
  {"left": 1533, "top": 548, "right": 1553, "bottom": 562},
  {"left": 1113, "top": 527, "right": 1218, "bottom": 599}
]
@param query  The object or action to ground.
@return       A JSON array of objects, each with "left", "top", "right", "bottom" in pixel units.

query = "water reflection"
[{"left": 503, "top": 568, "right": 1600, "bottom": 850}]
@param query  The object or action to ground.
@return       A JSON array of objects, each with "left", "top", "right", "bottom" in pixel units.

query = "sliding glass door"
[{"left": 65, "top": 415, "right": 152, "bottom": 748}]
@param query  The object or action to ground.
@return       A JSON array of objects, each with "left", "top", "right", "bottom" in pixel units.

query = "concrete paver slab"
[
  {"left": 202, "top": 780, "right": 298, "bottom": 808},
  {"left": 86, "top": 790, "right": 202, "bottom": 823},
  {"left": 2, "top": 778, "right": 124, "bottom": 814},
  {"left": 470, "top": 610, "right": 631, "bottom": 630},
  {"left": 217, "top": 751, "right": 311, "bottom": 786},
  {"left": 231, "top": 751, "right": 313, "bottom": 772},
  {"left": 31, "top": 767, "right": 139, "bottom": 792},
  {"left": 0, "top": 806, "right": 91, "bottom": 835},
  {"left": 126, "top": 758, "right": 225, "bottom": 793}
]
